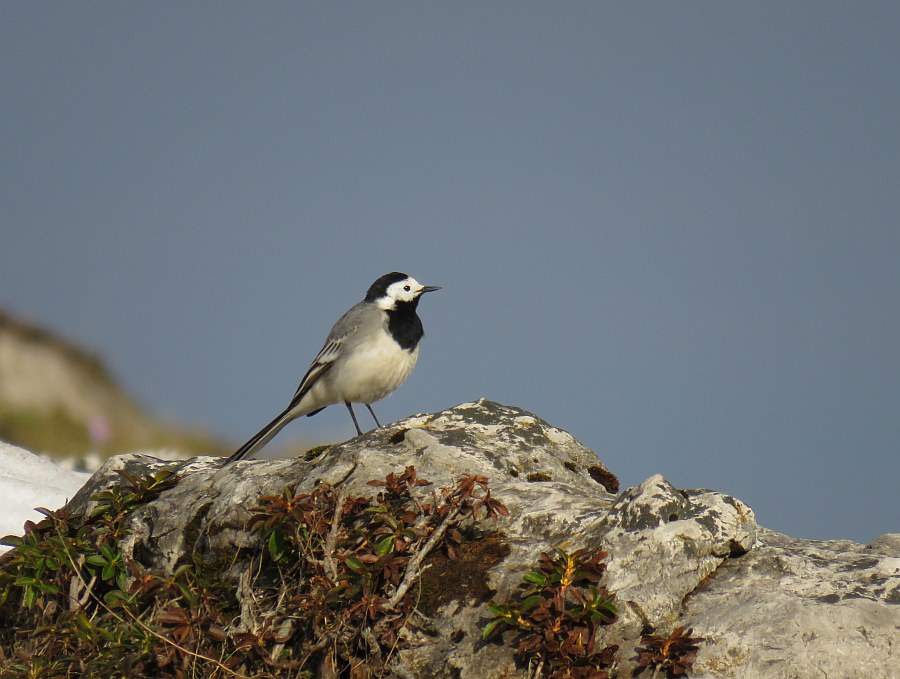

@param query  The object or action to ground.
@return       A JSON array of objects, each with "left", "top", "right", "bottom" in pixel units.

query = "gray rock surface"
[
  {"left": 63, "top": 399, "right": 899, "bottom": 678},
  {"left": 682, "top": 528, "right": 900, "bottom": 678}
]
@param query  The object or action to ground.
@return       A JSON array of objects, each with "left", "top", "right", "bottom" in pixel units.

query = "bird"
[{"left": 224, "top": 272, "right": 440, "bottom": 464}]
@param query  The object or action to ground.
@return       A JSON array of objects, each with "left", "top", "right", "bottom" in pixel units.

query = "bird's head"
[{"left": 366, "top": 272, "right": 441, "bottom": 309}]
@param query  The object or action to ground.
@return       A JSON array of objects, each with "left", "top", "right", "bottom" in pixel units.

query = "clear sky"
[{"left": 3, "top": 3, "right": 898, "bottom": 543}]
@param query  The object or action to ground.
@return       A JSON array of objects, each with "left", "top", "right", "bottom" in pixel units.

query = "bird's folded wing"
[{"left": 289, "top": 339, "right": 342, "bottom": 406}]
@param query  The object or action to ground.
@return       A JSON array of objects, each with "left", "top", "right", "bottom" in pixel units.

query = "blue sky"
[{"left": 3, "top": 3, "right": 898, "bottom": 542}]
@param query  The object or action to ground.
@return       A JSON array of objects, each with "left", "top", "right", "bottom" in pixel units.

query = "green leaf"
[
  {"left": 486, "top": 602, "right": 510, "bottom": 617},
  {"left": 375, "top": 535, "right": 394, "bottom": 557},
  {"left": 268, "top": 530, "right": 286, "bottom": 561},
  {"left": 523, "top": 571, "right": 548, "bottom": 586},
  {"left": 85, "top": 554, "right": 108, "bottom": 567},
  {"left": 592, "top": 602, "right": 618, "bottom": 621},
  {"left": 345, "top": 555, "right": 364, "bottom": 571},
  {"left": 482, "top": 619, "right": 505, "bottom": 640},
  {"left": 0, "top": 535, "right": 23, "bottom": 548},
  {"left": 172, "top": 563, "right": 193, "bottom": 578},
  {"left": 103, "top": 589, "right": 131, "bottom": 607},
  {"left": 175, "top": 581, "right": 197, "bottom": 606},
  {"left": 152, "top": 469, "right": 176, "bottom": 485},
  {"left": 586, "top": 591, "right": 618, "bottom": 622},
  {"left": 519, "top": 595, "right": 542, "bottom": 612},
  {"left": 323, "top": 583, "right": 349, "bottom": 602}
]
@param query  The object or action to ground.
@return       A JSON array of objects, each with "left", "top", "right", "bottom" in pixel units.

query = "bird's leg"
[
  {"left": 345, "top": 402, "right": 363, "bottom": 436},
  {"left": 365, "top": 404, "right": 382, "bottom": 428}
]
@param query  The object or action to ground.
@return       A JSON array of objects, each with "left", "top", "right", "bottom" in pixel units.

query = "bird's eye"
[{"left": 403, "top": 285, "right": 411, "bottom": 292}]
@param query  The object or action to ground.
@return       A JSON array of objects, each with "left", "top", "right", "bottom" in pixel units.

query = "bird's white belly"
[{"left": 333, "top": 334, "right": 420, "bottom": 404}]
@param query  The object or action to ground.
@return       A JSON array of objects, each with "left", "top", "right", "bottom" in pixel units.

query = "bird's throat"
[{"left": 386, "top": 301, "right": 424, "bottom": 350}]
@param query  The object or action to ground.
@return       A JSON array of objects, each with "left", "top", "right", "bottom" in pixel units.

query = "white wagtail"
[{"left": 224, "top": 272, "right": 440, "bottom": 463}]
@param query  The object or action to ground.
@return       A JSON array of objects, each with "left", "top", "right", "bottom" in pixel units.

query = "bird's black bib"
[{"left": 386, "top": 299, "right": 424, "bottom": 350}]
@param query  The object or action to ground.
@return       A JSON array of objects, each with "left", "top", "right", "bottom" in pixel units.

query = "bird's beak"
[{"left": 420, "top": 285, "right": 441, "bottom": 294}]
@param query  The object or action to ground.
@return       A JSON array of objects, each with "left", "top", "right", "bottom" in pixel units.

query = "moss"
[
  {"left": 303, "top": 444, "right": 331, "bottom": 460},
  {"left": 432, "top": 427, "right": 480, "bottom": 450},
  {"left": 588, "top": 465, "right": 620, "bottom": 493},
  {"left": 526, "top": 472, "right": 552, "bottom": 482},
  {"left": 388, "top": 428, "right": 409, "bottom": 444},
  {"left": 838, "top": 557, "right": 881, "bottom": 572},
  {"left": 418, "top": 533, "right": 511, "bottom": 616},
  {"left": 455, "top": 401, "right": 511, "bottom": 426}
]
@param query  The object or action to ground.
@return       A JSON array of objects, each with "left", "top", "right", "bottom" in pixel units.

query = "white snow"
[{"left": 0, "top": 441, "right": 90, "bottom": 552}]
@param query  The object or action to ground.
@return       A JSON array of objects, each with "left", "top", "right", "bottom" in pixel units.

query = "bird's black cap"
[{"left": 365, "top": 272, "right": 409, "bottom": 302}]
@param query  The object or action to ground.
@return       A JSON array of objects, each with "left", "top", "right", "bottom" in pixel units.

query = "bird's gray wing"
[
  {"left": 288, "top": 338, "right": 341, "bottom": 407},
  {"left": 287, "top": 301, "right": 371, "bottom": 407}
]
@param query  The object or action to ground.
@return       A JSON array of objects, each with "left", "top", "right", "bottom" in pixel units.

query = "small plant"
[
  {"left": 484, "top": 546, "right": 619, "bottom": 679},
  {"left": 0, "top": 467, "right": 187, "bottom": 676},
  {"left": 0, "top": 511, "right": 69, "bottom": 609},
  {"left": 89, "top": 468, "right": 179, "bottom": 523},
  {"left": 247, "top": 466, "right": 508, "bottom": 675},
  {"left": 0, "top": 465, "right": 508, "bottom": 677},
  {"left": 635, "top": 626, "right": 705, "bottom": 677}
]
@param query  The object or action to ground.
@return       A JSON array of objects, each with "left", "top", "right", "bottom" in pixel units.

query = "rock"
[
  {"left": 681, "top": 528, "right": 900, "bottom": 678},
  {"left": 600, "top": 475, "right": 756, "bottom": 636},
  {"left": 10, "top": 400, "right": 900, "bottom": 677},
  {"left": 868, "top": 533, "right": 900, "bottom": 557}
]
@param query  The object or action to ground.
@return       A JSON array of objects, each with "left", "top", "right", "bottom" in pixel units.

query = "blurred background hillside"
[{"left": 0, "top": 309, "right": 230, "bottom": 467}]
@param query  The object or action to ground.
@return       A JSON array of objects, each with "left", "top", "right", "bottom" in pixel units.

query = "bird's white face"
[{"left": 379, "top": 277, "right": 426, "bottom": 308}]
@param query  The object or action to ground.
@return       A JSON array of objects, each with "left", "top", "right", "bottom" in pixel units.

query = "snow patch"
[{"left": 0, "top": 441, "right": 90, "bottom": 552}]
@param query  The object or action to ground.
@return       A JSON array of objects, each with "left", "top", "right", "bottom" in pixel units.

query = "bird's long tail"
[{"left": 223, "top": 406, "right": 295, "bottom": 464}]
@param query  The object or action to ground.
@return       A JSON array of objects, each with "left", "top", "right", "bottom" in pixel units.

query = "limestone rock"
[
  {"left": 49, "top": 400, "right": 900, "bottom": 677},
  {"left": 682, "top": 528, "right": 900, "bottom": 678}
]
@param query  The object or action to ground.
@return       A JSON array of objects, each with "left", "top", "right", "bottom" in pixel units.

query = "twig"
[
  {"left": 361, "top": 626, "right": 384, "bottom": 668},
  {"left": 385, "top": 501, "right": 463, "bottom": 610},
  {"left": 67, "top": 554, "right": 97, "bottom": 610},
  {"left": 322, "top": 487, "right": 349, "bottom": 581},
  {"left": 54, "top": 523, "right": 249, "bottom": 678},
  {"left": 298, "top": 634, "right": 333, "bottom": 670},
  {"left": 269, "top": 617, "right": 295, "bottom": 662},
  {"left": 376, "top": 571, "right": 423, "bottom": 679}
]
